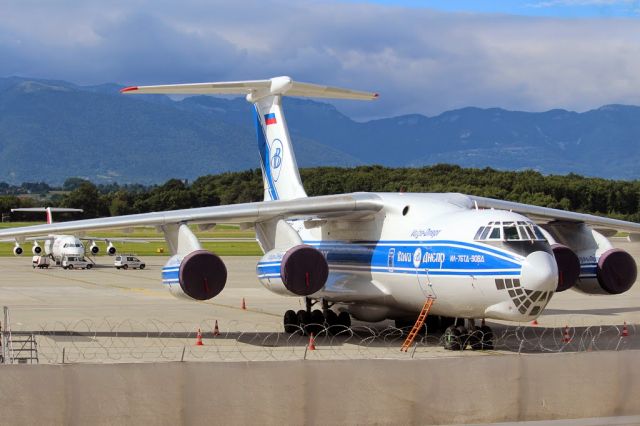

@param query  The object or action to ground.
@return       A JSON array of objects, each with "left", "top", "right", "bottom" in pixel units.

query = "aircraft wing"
[
  {"left": 469, "top": 195, "right": 640, "bottom": 238},
  {"left": 0, "top": 193, "right": 383, "bottom": 239},
  {"left": 79, "top": 237, "right": 149, "bottom": 244}
]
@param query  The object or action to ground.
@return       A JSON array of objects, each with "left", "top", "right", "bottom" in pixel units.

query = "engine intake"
[
  {"left": 257, "top": 245, "right": 328, "bottom": 297},
  {"left": 90, "top": 243, "right": 100, "bottom": 255},
  {"left": 162, "top": 250, "right": 227, "bottom": 300},
  {"left": 13, "top": 245, "right": 23, "bottom": 256},
  {"left": 551, "top": 244, "right": 580, "bottom": 292},
  {"left": 107, "top": 243, "right": 116, "bottom": 256},
  {"left": 596, "top": 248, "right": 637, "bottom": 294}
]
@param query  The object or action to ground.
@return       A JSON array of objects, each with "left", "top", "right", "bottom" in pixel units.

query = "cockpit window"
[{"left": 474, "top": 221, "right": 546, "bottom": 242}]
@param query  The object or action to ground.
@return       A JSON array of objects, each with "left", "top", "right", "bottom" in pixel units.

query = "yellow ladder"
[{"left": 400, "top": 297, "right": 435, "bottom": 352}]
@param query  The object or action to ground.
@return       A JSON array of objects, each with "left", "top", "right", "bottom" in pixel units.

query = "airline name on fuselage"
[{"left": 410, "top": 228, "right": 441, "bottom": 239}]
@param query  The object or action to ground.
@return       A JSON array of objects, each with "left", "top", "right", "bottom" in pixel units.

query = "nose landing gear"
[{"left": 443, "top": 320, "right": 494, "bottom": 351}]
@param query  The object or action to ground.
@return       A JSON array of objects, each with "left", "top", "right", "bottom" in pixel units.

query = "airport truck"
[{"left": 31, "top": 256, "right": 50, "bottom": 269}]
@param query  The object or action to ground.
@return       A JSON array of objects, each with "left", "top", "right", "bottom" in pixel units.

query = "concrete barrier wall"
[{"left": 1, "top": 351, "right": 639, "bottom": 425}]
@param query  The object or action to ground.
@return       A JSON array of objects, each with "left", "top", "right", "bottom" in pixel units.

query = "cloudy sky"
[{"left": 1, "top": 0, "right": 639, "bottom": 119}]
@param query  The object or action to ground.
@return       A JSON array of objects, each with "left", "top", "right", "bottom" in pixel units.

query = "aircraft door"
[{"left": 413, "top": 248, "right": 436, "bottom": 299}]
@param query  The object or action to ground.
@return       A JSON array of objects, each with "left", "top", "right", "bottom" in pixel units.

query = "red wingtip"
[{"left": 120, "top": 86, "right": 139, "bottom": 93}]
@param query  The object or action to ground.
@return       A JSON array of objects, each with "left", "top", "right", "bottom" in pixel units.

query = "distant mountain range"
[{"left": 0, "top": 77, "right": 638, "bottom": 184}]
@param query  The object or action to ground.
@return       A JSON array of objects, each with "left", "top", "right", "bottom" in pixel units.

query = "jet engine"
[
  {"left": 90, "top": 242, "right": 100, "bottom": 255},
  {"left": 13, "top": 244, "right": 23, "bottom": 256},
  {"left": 550, "top": 244, "right": 580, "bottom": 292},
  {"left": 257, "top": 245, "right": 328, "bottom": 297},
  {"left": 32, "top": 243, "right": 42, "bottom": 255},
  {"left": 162, "top": 250, "right": 227, "bottom": 300},
  {"left": 574, "top": 248, "right": 637, "bottom": 295},
  {"left": 107, "top": 242, "right": 116, "bottom": 256}
]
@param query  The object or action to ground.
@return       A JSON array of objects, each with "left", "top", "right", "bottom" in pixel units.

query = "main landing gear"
[{"left": 283, "top": 298, "right": 351, "bottom": 335}]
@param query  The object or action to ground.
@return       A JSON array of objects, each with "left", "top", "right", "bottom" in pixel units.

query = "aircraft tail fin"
[
  {"left": 11, "top": 207, "right": 83, "bottom": 224},
  {"left": 122, "top": 76, "right": 378, "bottom": 201}
]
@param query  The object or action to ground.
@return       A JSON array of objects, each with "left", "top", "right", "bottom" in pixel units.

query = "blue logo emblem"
[{"left": 270, "top": 139, "right": 283, "bottom": 181}]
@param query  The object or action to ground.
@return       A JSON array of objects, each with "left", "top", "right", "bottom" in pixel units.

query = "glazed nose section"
[{"left": 520, "top": 251, "right": 558, "bottom": 292}]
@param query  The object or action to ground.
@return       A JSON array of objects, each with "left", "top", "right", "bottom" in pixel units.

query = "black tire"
[
  {"left": 283, "top": 310, "right": 299, "bottom": 334},
  {"left": 480, "top": 325, "right": 494, "bottom": 350},
  {"left": 68, "top": 264, "right": 74, "bottom": 270},
  {"left": 296, "top": 310, "right": 310, "bottom": 335},
  {"left": 337, "top": 311, "right": 351, "bottom": 329},
  {"left": 140, "top": 264, "right": 145, "bottom": 270},
  {"left": 86, "top": 264, "right": 93, "bottom": 269},
  {"left": 443, "top": 325, "right": 462, "bottom": 351},
  {"left": 324, "top": 310, "right": 339, "bottom": 334},
  {"left": 309, "top": 309, "right": 324, "bottom": 335},
  {"left": 116, "top": 267, "right": 120, "bottom": 270},
  {"left": 468, "top": 326, "right": 483, "bottom": 350},
  {"left": 123, "top": 264, "right": 129, "bottom": 270},
  {"left": 456, "top": 325, "right": 469, "bottom": 350}
]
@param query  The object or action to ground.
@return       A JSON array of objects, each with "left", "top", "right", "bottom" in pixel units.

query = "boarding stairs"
[
  {"left": 1, "top": 306, "right": 39, "bottom": 364},
  {"left": 400, "top": 297, "right": 435, "bottom": 352}
]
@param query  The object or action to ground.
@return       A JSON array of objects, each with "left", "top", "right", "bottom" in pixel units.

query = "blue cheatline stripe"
[
  {"left": 254, "top": 107, "right": 278, "bottom": 200},
  {"left": 305, "top": 239, "right": 523, "bottom": 262}
]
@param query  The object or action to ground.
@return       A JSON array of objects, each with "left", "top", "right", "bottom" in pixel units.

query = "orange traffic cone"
[
  {"left": 308, "top": 332, "right": 316, "bottom": 351},
  {"left": 621, "top": 322, "right": 629, "bottom": 337},
  {"left": 241, "top": 298, "right": 247, "bottom": 310},
  {"left": 531, "top": 319, "right": 539, "bottom": 326},
  {"left": 562, "top": 325, "right": 571, "bottom": 343},
  {"left": 213, "top": 320, "right": 220, "bottom": 337},
  {"left": 195, "top": 328, "right": 204, "bottom": 346}
]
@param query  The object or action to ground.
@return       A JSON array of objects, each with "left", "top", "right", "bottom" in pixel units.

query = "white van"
[
  {"left": 114, "top": 255, "right": 145, "bottom": 270},
  {"left": 62, "top": 256, "right": 92, "bottom": 270}
]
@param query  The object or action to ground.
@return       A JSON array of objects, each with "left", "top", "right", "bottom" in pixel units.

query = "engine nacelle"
[
  {"left": 162, "top": 250, "right": 227, "bottom": 300},
  {"left": 257, "top": 245, "right": 329, "bottom": 297},
  {"left": 13, "top": 245, "right": 23, "bottom": 256},
  {"left": 32, "top": 243, "right": 42, "bottom": 255},
  {"left": 550, "top": 244, "right": 580, "bottom": 292},
  {"left": 90, "top": 243, "right": 100, "bottom": 255},
  {"left": 107, "top": 243, "right": 116, "bottom": 256},
  {"left": 574, "top": 248, "right": 637, "bottom": 295}
]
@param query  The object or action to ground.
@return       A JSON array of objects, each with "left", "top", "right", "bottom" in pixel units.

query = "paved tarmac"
[{"left": 0, "top": 239, "right": 638, "bottom": 363}]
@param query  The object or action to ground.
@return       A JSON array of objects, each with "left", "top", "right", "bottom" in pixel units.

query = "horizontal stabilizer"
[
  {"left": 121, "top": 76, "right": 378, "bottom": 103},
  {"left": 11, "top": 208, "right": 83, "bottom": 213}
]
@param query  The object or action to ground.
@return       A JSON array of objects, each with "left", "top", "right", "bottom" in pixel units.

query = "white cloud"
[{"left": 1, "top": 1, "right": 640, "bottom": 119}]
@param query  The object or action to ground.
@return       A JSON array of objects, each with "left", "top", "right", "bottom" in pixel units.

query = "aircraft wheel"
[
  {"left": 123, "top": 264, "right": 129, "bottom": 270},
  {"left": 456, "top": 325, "right": 469, "bottom": 350},
  {"left": 468, "top": 325, "right": 483, "bottom": 350},
  {"left": 443, "top": 325, "right": 462, "bottom": 351},
  {"left": 296, "top": 310, "right": 310, "bottom": 335},
  {"left": 283, "top": 309, "right": 299, "bottom": 334},
  {"left": 480, "top": 325, "right": 494, "bottom": 350},
  {"left": 324, "top": 310, "right": 339, "bottom": 334},
  {"left": 309, "top": 309, "right": 324, "bottom": 335},
  {"left": 337, "top": 311, "right": 351, "bottom": 329}
]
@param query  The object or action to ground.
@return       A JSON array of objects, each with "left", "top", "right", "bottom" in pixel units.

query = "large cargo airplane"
[
  {"left": 0, "top": 77, "right": 638, "bottom": 350},
  {"left": 8, "top": 207, "right": 128, "bottom": 263}
]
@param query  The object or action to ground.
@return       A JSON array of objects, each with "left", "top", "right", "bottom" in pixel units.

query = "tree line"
[{"left": 3, "top": 165, "right": 639, "bottom": 223}]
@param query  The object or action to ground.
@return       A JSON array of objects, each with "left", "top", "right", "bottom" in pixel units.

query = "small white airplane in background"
[
  {"left": 10, "top": 207, "right": 121, "bottom": 263},
  {"left": 0, "top": 77, "right": 638, "bottom": 351}
]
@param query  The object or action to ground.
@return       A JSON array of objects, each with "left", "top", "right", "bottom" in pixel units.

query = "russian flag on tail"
[{"left": 264, "top": 113, "right": 277, "bottom": 125}]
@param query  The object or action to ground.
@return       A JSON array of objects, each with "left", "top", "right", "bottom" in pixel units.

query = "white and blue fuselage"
[{"left": 258, "top": 192, "right": 559, "bottom": 323}]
